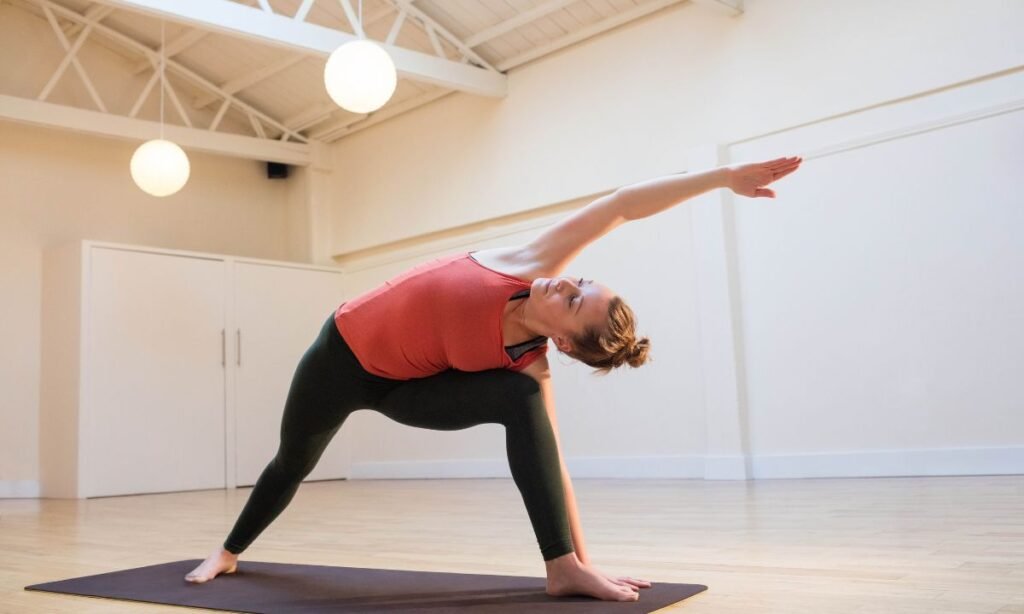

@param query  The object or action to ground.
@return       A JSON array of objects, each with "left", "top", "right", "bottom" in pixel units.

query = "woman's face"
[{"left": 528, "top": 276, "right": 615, "bottom": 352}]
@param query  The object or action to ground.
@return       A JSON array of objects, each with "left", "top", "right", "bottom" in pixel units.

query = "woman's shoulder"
[{"left": 469, "top": 245, "right": 560, "bottom": 280}]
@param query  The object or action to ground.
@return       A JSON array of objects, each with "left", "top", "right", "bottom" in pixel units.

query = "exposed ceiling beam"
[
  {"left": 63, "top": 3, "right": 113, "bottom": 38},
  {"left": 92, "top": 0, "right": 508, "bottom": 97},
  {"left": 39, "top": 3, "right": 107, "bottom": 112},
  {"left": 338, "top": 0, "right": 365, "bottom": 39},
  {"left": 390, "top": 0, "right": 497, "bottom": 71},
  {"left": 293, "top": 0, "right": 315, "bottom": 22},
  {"left": 690, "top": 0, "right": 744, "bottom": 16},
  {"left": 495, "top": 0, "right": 686, "bottom": 72},
  {"left": 0, "top": 94, "right": 310, "bottom": 165},
  {"left": 29, "top": 0, "right": 308, "bottom": 143},
  {"left": 130, "top": 28, "right": 208, "bottom": 74},
  {"left": 316, "top": 0, "right": 691, "bottom": 142},
  {"left": 464, "top": 0, "right": 575, "bottom": 48},
  {"left": 284, "top": 102, "right": 340, "bottom": 132},
  {"left": 193, "top": 54, "right": 305, "bottom": 109},
  {"left": 312, "top": 87, "right": 453, "bottom": 141}
]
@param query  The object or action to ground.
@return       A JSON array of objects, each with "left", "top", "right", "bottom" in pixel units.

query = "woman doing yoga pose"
[{"left": 184, "top": 156, "right": 802, "bottom": 601}]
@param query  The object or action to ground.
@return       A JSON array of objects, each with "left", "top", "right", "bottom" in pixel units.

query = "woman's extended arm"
[
  {"left": 542, "top": 376, "right": 591, "bottom": 565},
  {"left": 614, "top": 156, "right": 802, "bottom": 221},
  {"left": 523, "top": 361, "right": 653, "bottom": 589},
  {"left": 522, "top": 157, "right": 802, "bottom": 276}
]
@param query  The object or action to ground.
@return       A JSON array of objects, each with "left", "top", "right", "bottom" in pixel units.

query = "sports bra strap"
[
  {"left": 505, "top": 287, "right": 546, "bottom": 358},
  {"left": 505, "top": 335, "right": 547, "bottom": 360}
]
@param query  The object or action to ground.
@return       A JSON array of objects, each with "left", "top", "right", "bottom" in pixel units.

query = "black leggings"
[{"left": 223, "top": 314, "right": 574, "bottom": 561}]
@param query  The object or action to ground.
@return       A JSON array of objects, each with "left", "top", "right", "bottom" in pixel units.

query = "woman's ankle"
[{"left": 544, "top": 552, "right": 580, "bottom": 577}]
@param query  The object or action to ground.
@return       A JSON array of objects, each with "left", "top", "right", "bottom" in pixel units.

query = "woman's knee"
[
  {"left": 270, "top": 452, "right": 318, "bottom": 481},
  {"left": 500, "top": 370, "right": 541, "bottom": 400},
  {"left": 273, "top": 427, "right": 338, "bottom": 480},
  {"left": 494, "top": 372, "right": 549, "bottom": 428}
]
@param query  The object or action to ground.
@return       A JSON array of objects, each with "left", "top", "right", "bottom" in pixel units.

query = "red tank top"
[{"left": 335, "top": 251, "right": 548, "bottom": 380}]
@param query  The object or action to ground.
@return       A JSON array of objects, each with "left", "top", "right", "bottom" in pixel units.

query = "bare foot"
[
  {"left": 185, "top": 548, "right": 238, "bottom": 583},
  {"left": 545, "top": 554, "right": 638, "bottom": 601}
]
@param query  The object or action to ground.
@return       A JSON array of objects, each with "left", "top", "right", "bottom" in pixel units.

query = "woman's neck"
[{"left": 505, "top": 298, "right": 543, "bottom": 345}]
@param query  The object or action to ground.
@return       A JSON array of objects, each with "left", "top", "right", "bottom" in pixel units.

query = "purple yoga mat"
[{"left": 25, "top": 559, "right": 708, "bottom": 613}]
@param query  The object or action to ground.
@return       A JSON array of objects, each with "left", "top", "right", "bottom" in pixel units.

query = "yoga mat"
[{"left": 25, "top": 559, "right": 708, "bottom": 613}]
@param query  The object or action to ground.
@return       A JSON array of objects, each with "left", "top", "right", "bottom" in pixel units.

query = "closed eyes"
[{"left": 569, "top": 278, "right": 585, "bottom": 311}]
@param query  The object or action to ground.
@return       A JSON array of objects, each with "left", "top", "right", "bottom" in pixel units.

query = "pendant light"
[
  {"left": 323, "top": 0, "right": 397, "bottom": 113},
  {"left": 131, "top": 20, "right": 190, "bottom": 197}
]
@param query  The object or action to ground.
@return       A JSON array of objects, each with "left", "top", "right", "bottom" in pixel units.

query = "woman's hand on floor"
[{"left": 600, "top": 570, "right": 653, "bottom": 590}]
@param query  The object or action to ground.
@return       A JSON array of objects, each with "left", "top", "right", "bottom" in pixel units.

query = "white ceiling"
[{"left": 0, "top": 0, "right": 742, "bottom": 163}]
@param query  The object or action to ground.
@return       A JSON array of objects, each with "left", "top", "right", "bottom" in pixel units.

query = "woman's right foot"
[
  {"left": 185, "top": 548, "right": 239, "bottom": 583},
  {"left": 545, "top": 554, "right": 639, "bottom": 601}
]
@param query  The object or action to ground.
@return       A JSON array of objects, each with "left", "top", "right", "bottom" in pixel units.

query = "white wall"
[
  {"left": 326, "top": 0, "right": 1024, "bottom": 479},
  {"left": 328, "top": 0, "right": 1024, "bottom": 254},
  {"left": 728, "top": 73, "right": 1024, "bottom": 476},
  {"left": 0, "top": 121, "right": 306, "bottom": 497}
]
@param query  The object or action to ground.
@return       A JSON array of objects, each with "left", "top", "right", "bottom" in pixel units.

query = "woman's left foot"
[{"left": 185, "top": 548, "right": 238, "bottom": 583}]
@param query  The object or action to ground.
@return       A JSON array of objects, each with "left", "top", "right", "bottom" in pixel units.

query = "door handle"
[
  {"left": 236, "top": 329, "right": 241, "bottom": 367},
  {"left": 221, "top": 329, "right": 225, "bottom": 367}
]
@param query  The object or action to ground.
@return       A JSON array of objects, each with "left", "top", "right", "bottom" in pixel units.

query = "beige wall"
[
  {"left": 325, "top": 0, "right": 1024, "bottom": 479},
  {"left": 0, "top": 121, "right": 304, "bottom": 494},
  {"left": 3, "top": 0, "right": 1022, "bottom": 492},
  {"left": 328, "top": 0, "right": 1024, "bottom": 255}
]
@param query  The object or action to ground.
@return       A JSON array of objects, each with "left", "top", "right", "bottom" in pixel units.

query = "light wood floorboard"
[{"left": 2, "top": 475, "right": 1023, "bottom": 613}]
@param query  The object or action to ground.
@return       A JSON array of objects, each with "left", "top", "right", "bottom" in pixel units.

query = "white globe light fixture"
[
  {"left": 324, "top": 38, "right": 397, "bottom": 113},
  {"left": 130, "top": 139, "right": 191, "bottom": 197},
  {"left": 131, "top": 20, "right": 190, "bottom": 197}
]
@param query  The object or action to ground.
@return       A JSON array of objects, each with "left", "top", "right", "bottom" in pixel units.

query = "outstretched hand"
[{"left": 726, "top": 156, "right": 802, "bottom": 198}]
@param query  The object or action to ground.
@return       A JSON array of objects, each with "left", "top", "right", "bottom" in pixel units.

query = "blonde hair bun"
[{"left": 625, "top": 336, "right": 651, "bottom": 368}]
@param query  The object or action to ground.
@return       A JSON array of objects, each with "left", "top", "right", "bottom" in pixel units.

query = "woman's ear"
[{"left": 553, "top": 335, "right": 573, "bottom": 353}]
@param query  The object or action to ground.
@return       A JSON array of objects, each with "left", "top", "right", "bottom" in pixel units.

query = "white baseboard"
[
  {"left": 348, "top": 446, "right": 1024, "bottom": 480},
  {"left": 5, "top": 447, "right": 1020, "bottom": 498},
  {"left": 0, "top": 480, "right": 41, "bottom": 498},
  {"left": 753, "top": 446, "right": 1024, "bottom": 479},
  {"left": 348, "top": 455, "right": 705, "bottom": 480}
]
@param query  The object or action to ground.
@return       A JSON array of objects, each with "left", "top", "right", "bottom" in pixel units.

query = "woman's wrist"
[{"left": 715, "top": 166, "right": 734, "bottom": 191}]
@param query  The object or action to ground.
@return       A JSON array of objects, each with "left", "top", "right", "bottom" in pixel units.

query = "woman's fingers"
[
  {"left": 606, "top": 573, "right": 651, "bottom": 591},
  {"left": 618, "top": 576, "right": 653, "bottom": 588},
  {"left": 766, "top": 156, "right": 802, "bottom": 171},
  {"left": 772, "top": 166, "right": 799, "bottom": 181},
  {"left": 754, "top": 188, "right": 776, "bottom": 198},
  {"left": 767, "top": 159, "right": 800, "bottom": 172}
]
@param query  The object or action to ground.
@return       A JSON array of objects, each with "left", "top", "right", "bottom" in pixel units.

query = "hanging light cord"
[{"left": 159, "top": 20, "right": 165, "bottom": 140}]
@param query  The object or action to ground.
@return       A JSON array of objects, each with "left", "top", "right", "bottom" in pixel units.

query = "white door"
[
  {"left": 233, "top": 263, "right": 347, "bottom": 486},
  {"left": 86, "top": 248, "right": 226, "bottom": 497}
]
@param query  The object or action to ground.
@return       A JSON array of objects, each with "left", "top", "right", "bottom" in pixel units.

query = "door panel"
[
  {"left": 87, "top": 248, "right": 226, "bottom": 497},
  {"left": 234, "top": 264, "right": 346, "bottom": 486}
]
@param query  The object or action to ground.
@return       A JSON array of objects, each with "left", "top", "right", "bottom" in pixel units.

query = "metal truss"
[
  {"left": 0, "top": 0, "right": 312, "bottom": 164},
  {"left": 3, "top": 0, "right": 737, "bottom": 150}
]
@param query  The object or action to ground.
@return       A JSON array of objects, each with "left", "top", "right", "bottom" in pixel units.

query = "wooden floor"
[{"left": 2, "top": 475, "right": 1023, "bottom": 613}]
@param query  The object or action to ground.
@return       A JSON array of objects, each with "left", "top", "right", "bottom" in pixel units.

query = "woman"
[{"left": 184, "top": 156, "right": 802, "bottom": 602}]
